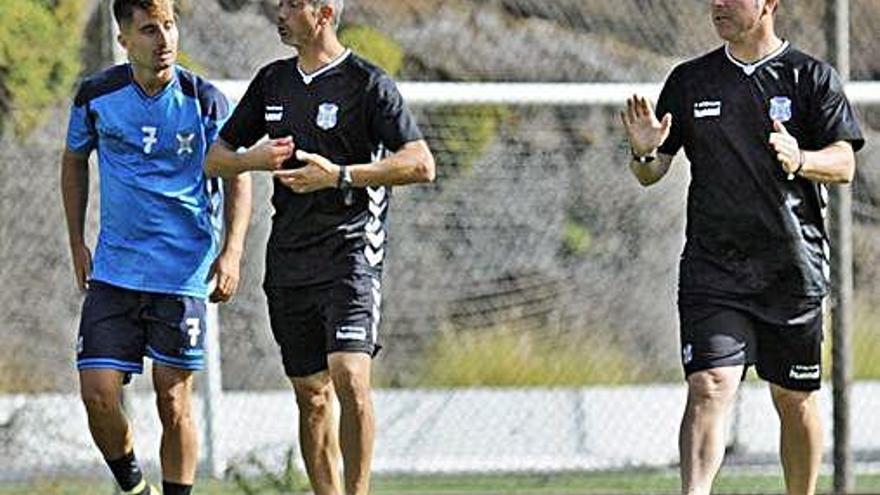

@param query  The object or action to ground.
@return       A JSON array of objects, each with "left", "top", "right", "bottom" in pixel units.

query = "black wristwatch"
[
  {"left": 631, "top": 148, "right": 657, "bottom": 164},
  {"left": 337, "top": 165, "right": 353, "bottom": 190},
  {"left": 337, "top": 165, "right": 354, "bottom": 205}
]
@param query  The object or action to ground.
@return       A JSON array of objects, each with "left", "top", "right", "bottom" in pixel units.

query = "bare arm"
[
  {"left": 350, "top": 139, "right": 435, "bottom": 187},
  {"left": 274, "top": 139, "right": 435, "bottom": 193},
  {"left": 768, "top": 121, "right": 856, "bottom": 184},
  {"left": 209, "top": 172, "right": 253, "bottom": 303},
  {"left": 798, "top": 142, "right": 856, "bottom": 184},
  {"left": 205, "top": 137, "right": 294, "bottom": 179},
  {"left": 629, "top": 153, "right": 675, "bottom": 187},
  {"left": 61, "top": 149, "right": 92, "bottom": 290}
]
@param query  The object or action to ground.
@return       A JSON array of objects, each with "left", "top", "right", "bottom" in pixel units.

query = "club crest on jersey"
[
  {"left": 769, "top": 96, "right": 792, "bottom": 122},
  {"left": 316, "top": 102, "right": 339, "bottom": 130},
  {"left": 176, "top": 132, "right": 195, "bottom": 155}
]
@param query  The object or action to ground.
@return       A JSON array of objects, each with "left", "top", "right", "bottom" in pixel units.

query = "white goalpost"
[
  {"left": 214, "top": 80, "right": 880, "bottom": 106},
  {"left": 194, "top": 78, "right": 880, "bottom": 478}
]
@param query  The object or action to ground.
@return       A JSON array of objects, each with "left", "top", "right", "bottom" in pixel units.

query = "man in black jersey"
[
  {"left": 205, "top": 1, "right": 435, "bottom": 494},
  {"left": 621, "top": 1, "right": 863, "bottom": 494}
]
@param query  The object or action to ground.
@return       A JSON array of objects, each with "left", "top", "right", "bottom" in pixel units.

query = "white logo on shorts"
[
  {"left": 336, "top": 326, "right": 366, "bottom": 341},
  {"left": 682, "top": 343, "right": 693, "bottom": 365},
  {"left": 77, "top": 336, "right": 84, "bottom": 355},
  {"left": 789, "top": 364, "right": 820, "bottom": 380}
]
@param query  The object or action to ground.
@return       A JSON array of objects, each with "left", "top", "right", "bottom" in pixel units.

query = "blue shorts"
[{"left": 76, "top": 281, "right": 207, "bottom": 379}]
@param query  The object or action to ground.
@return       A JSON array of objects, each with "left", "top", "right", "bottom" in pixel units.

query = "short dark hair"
[
  {"left": 113, "top": 0, "right": 174, "bottom": 27},
  {"left": 309, "top": 0, "right": 344, "bottom": 29}
]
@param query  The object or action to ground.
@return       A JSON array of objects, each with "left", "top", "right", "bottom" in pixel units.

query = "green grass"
[
  {"left": 5, "top": 471, "right": 880, "bottom": 495},
  {"left": 413, "top": 325, "right": 674, "bottom": 387},
  {"left": 853, "top": 297, "right": 880, "bottom": 379}
]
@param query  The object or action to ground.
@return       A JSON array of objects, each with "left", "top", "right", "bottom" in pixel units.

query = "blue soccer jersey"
[{"left": 66, "top": 64, "right": 230, "bottom": 298}]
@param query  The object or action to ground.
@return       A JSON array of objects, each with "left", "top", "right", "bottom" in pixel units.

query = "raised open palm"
[{"left": 620, "top": 95, "right": 672, "bottom": 156}]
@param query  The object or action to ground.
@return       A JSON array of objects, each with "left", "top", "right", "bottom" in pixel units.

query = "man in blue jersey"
[{"left": 60, "top": 1, "right": 251, "bottom": 494}]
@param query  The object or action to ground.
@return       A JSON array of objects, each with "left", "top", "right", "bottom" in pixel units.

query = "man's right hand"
[
  {"left": 620, "top": 95, "right": 672, "bottom": 157},
  {"left": 249, "top": 136, "right": 295, "bottom": 171},
  {"left": 70, "top": 242, "right": 92, "bottom": 292}
]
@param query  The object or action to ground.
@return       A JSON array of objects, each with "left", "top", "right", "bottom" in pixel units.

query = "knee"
[
  {"left": 687, "top": 369, "right": 739, "bottom": 406},
  {"left": 81, "top": 386, "right": 121, "bottom": 416},
  {"left": 155, "top": 387, "right": 192, "bottom": 426},
  {"left": 329, "top": 364, "right": 370, "bottom": 410},
  {"left": 294, "top": 380, "right": 334, "bottom": 419},
  {"left": 771, "top": 386, "right": 816, "bottom": 418}
]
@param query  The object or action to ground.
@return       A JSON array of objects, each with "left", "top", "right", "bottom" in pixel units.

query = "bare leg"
[
  {"left": 153, "top": 365, "right": 197, "bottom": 485},
  {"left": 680, "top": 366, "right": 742, "bottom": 495},
  {"left": 79, "top": 369, "right": 132, "bottom": 460},
  {"left": 770, "top": 384, "right": 822, "bottom": 495},
  {"left": 328, "top": 352, "right": 374, "bottom": 495},
  {"left": 291, "top": 371, "right": 343, "bottom": 495}
]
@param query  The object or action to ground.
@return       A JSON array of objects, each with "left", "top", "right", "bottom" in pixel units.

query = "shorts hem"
[
  {"left": 77, "top": 358, "right": 143, "bottom": 374},
  {"left": 147, "top": 346, "right": 205, "bottom": 371},
  {"left": 683, "top": 361, "right": 747, "bottom": 378},
  {"left": 286, "top": 361, "right": 329, "bottom": 378},
  {"left": 756, "top": 371, "right": 822, "bottom": 392}
]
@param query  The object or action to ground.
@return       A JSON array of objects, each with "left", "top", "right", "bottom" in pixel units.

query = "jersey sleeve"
[
  {"left": 65, "top": 82, "right": 98, "bottom": 154},
  {"left": 367, "top": 74, "right": 423, "bottom": 152},
  {"left": 219, "top": 68, "right": 267, "bottom": 149},
  {"left": 807, "top": 63, "right": 865, "bottom": 152},
  {"left": 200, "top": 82, "right": 232, "bottom": 146},
  {"left": 655, "top": 66, "right": 686, "bottom": 157}
]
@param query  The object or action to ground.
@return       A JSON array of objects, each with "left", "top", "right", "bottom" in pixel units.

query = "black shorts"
[
  {"left": 265, "top": 269, "right": 382, "bottom": 378},
  {"left": 678, "top": 293, "right": 824, "bottom": 391},
  {"left": 77, "top": 281, "right": 207, "bottom": 379}
]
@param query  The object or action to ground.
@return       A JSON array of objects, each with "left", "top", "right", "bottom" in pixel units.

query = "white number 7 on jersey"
[
  {"left": 185, "top": 318, "right": 201, "bottom": 347},
  {"left": 142, "top": 126, "right": 158, "bottom": 154}
]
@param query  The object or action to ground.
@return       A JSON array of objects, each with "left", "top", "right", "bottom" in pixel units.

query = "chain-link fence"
[{"left": 1, "top": 0, "right": 879, "bottom": 493}]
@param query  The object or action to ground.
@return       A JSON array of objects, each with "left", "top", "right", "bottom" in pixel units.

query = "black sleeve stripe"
[
  {"left": 199, "top": 82, "right": 230, "bottom": 121},
  {"left": 178, "top": 68, "right": 230, "bottom": 121},
  {"left": 73, "top": 65, "right": 130, "bottom": 107},
  {"left": 179, "top": 67, "right": 197, "bottom": 98}
]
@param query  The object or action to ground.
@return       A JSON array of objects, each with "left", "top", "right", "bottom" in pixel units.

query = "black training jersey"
[
  {"left": 656, "top": 42, "right": 864, "bottom": 298},
  {"left": 220, "top": 50, "right": 423, "bottom": 286}
]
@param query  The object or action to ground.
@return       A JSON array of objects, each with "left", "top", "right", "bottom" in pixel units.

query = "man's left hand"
[
  {"left": 769, "top": 120, "right": 802, "bottom": 176},
  {"left": 209, "top": 249, "right": 242, "bottom": 303},
  {"left": 274, "top": 150, "right": 340, "bottom": 193}
]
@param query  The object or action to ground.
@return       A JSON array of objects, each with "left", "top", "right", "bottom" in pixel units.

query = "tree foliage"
[
  {"left": 338, "top": 24, "right": 404, "bottom": 77},
  {"left": 0, "top": 0, "right": 84, "bottom": 136}
]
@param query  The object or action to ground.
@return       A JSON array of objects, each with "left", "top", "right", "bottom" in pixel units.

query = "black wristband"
[
  {"left": 631, "top": 148, "right": 657, "bottom": 164},
  {"left": 793, "top": 150, "right": 805, "bottom": 176},
  {"left": 337, "top": 165, "right": 352, "bottom": 190}
]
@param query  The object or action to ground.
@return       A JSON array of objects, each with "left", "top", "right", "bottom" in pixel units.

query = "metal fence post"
[
  {"left": 201, "top": 303, "right": 225, "bottom": 478},
  {"left": 826, "top": 0, "right": 854, "bottom": 493}
]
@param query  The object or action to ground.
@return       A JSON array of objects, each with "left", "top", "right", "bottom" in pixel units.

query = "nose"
[{"left": 158, "top": 26, "right": 171, "bottom": 46}]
